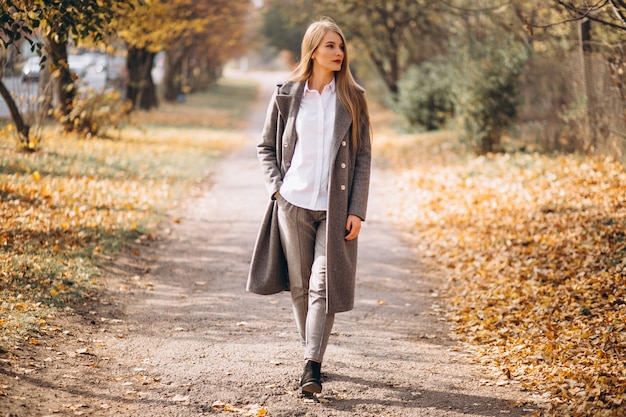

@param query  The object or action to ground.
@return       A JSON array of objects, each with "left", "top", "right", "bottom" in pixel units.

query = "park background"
[{"left": 1, "top": 1, "right": 625, "bottom": 416}]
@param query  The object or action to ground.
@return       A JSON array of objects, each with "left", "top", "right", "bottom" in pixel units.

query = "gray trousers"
[{"left": 276, "top": 194, "right": 335, "bottom": 363}]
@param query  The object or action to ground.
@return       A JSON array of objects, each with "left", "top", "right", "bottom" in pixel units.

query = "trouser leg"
[
  {"left": 277, "top": 195, "right": 316, "bottom": 343},
  {"left": 276, "top": 195, "right": 334, "bottom": 362},
  {"left": 305, "top": 217, "right": 335, "bottom": 362}
]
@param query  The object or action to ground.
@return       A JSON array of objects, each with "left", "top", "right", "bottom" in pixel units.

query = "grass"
[{"left": 0, "top": 77, "right": 259, "bottom": 350}]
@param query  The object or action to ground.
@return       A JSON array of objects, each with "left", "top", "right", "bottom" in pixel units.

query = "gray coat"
[{"left": 247, "top": 81, "right": 371, "bottom": 314}]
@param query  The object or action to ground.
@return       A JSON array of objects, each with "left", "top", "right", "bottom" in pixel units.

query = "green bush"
[
  {"left": 396, "top": 60, "right": 455, "bottom": 131},
  {"left": 453, "top": 43, "right": 528, "bottom": 154}
]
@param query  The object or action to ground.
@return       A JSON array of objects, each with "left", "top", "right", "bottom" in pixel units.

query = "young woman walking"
[{"left": 247, "top": 17, "right": 372, "bottom": 395}]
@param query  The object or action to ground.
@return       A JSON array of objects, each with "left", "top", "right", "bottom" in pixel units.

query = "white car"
[
  {"left": 68, "top": 54, "right": 97, "bottom": 77},
  {"left": 21, "top": 56, "right": 42, "bottom": 82}
]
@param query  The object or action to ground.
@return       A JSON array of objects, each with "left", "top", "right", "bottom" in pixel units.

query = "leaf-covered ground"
[
  {"left": 374, "top": 113, "right": 626, "bottom": 416},
  {"left": 0, "top": 79, "right": 258, "bottom": 354}
]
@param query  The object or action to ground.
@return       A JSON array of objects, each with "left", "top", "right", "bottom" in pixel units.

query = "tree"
[
  {"left": 552, "top": 0, "right": 626, "bottom": 30},
  {"left": 1, "top": 0, "right": 135, "bottom": 137},
  {"left": 0, "top": 1, "right": 35, "bottom": 148},
  {"left": 430, "top": 1, "right": 531, "bottom": 153},
  {"left": 313, "top": 0, "right": 449, "bottom": 96},
  {"left": 261, "top": 1, "right": 306, "bottom": 63},
  {"left": 115, "top": 0, "right": 251, "bottom": 110},
  {"left": 161, "top": 0, "right": 251, "bottom": 102},
  {"left": 260, "top": 0, "right": 448, "bottom": 96}
]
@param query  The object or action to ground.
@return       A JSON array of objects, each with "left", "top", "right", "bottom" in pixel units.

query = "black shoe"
[{"left": 300, "top": 360, "right": 322, "bottom": 394}]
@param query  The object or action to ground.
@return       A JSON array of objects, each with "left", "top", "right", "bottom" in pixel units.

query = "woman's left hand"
[{"left": 345, "top": 215, "right": 362, "bottom": 241}]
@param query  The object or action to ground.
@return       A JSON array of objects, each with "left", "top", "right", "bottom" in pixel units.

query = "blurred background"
[{"left": 2, "top": 0, "right": 626, "bottom": 162}]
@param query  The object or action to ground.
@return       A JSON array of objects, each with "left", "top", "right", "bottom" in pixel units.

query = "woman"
[{"left": 247, "top": 18, "right": 371, "bottom": 396}]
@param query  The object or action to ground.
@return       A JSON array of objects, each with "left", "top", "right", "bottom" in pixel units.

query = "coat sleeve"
[
  {"left": 348, "top": 109, "right": 372, "bottom": 221},
  {"left": 257, "top": 87, "right": 284, "bottom": 199}
]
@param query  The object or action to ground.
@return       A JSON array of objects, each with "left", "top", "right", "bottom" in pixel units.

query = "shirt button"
[
  {"left": 341, "top": 163, "right": 346, "bottom": 169},
  {"left": 340, "top": 185, "right": 346, "bottom": 190},
  {"left": 341, "top": 141, "right": 347, "bottom": 147}
]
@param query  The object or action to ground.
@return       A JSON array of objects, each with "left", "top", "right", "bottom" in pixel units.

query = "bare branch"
[
  {"left": 609, "top": 0, "right": 626, "bottom": 26},
  {"left": 439, "top": 0, "right": 512, "bottom": 13},
  {"left": 519, "top": 0, "right": 626, "bottom": 31}
]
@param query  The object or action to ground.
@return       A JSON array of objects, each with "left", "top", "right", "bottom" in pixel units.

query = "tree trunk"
[
  {"left": 0, "top": 77, "right": 32, "bottom": 149},
  {"left": 580, "top": 18, "right": 598, "bottom": 151},
  {"left": 163, "top": 49, "right": 185, "bottom": 102},
  {"left": 126, "top": 46, "right": 158, "bottom": 110},
  {"left": 46, "top": 36, "right": 75, "bottom": 129},
  {"left": 367, "top": 50, "right": 399, "bottom": 96}
]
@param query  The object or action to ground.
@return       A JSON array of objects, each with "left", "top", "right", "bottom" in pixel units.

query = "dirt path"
[{"left": 1, "top": 72, "right": 540, "bottom": 417}]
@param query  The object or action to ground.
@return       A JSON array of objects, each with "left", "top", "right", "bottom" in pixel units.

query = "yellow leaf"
[
  {"left": 32, "top": 171, "right": 41, "bottom": 181},
  {"left": 13, "top": 302, "right": 28, "bottom": 311}
]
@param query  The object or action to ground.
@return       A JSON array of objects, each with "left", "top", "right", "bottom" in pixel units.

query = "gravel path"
[
  {"left": 4, "top": 71, "right": 539, "bottom": 417},
  {"left": 92, "top": 71, "right": 540, "bottom": 416}
]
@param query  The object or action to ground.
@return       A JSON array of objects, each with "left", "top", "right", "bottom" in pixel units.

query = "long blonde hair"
[{"left": 290, "top": 18, "right": 370, "bottom": 148}]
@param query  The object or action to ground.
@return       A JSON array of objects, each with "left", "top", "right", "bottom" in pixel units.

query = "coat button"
[
  {"left": 283, "top": 142, "right": 288, "bottom": 147},
  {"left": 341, "top": 141, "right": 347, "bottom": 146},
  {"left": 340, "top": 185, "right": 346, "bottom": 190},
  {"left": 341, "top": 163, "right": 346, "bottom": 169},
  {"left": 286, "top": 162, "right": 291, "bottom": 167}
]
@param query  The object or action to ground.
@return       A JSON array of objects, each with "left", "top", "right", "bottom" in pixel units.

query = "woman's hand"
[{"left": 345, "top": 215, "right": 362, "bottom": 241}]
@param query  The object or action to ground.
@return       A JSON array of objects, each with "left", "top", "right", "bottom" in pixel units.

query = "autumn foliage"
[
  {"left": 0, "top": 80, "right": 257, "bottom": 348},
  {"left": 375, "top": 114, "right": 626, "bottom": 416}
]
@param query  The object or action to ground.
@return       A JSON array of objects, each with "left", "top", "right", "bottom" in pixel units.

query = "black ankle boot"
[{"left": 300, "top": 360, "right": 322, "bottom": 394}]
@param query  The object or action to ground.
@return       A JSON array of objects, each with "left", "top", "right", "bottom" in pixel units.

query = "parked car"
[
  {"left": 68, "top": 53, "right": 97, "bottom": 77},
  {"left": 21, "top": 56, "right": 42, "bottom": 82}
]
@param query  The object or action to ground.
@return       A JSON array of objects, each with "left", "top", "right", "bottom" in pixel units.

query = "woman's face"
[{"left": 312, "top": 31, "right": 344, "bottom": 74}]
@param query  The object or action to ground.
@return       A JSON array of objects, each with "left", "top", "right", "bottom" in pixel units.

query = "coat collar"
[
  {"left": 275, "top": 81, "right": 303, "bottom": 118},
  {"left": 275, "top": 80, "right": 352, "bottom": 152}
]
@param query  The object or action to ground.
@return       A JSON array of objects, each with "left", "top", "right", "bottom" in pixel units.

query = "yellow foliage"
[
  {"left": 377, "top": 120, "right": 626, "bottom": 416},
  {"left": 0, "top": 80, "right": 254, "bottom": 348}
]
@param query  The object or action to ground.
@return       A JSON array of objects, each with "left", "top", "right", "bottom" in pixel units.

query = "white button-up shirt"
[{"left": 280, "top": 79, "right": 336, "bottom": 211}]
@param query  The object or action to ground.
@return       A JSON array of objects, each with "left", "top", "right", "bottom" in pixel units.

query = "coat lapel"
[
  {"left": 276, "top": 82, "right": 305, "bottom": 170},
  {"left": 332, "top": 98, "right": 352, "bottom": 156},
  {"left": 275, "top": 82, "right": 305, "bottom": 119},
  {"left": 275, "top": 95, "right": 291, "bottom": 117}
]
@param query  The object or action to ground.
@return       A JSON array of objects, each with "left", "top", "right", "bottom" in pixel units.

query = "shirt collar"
[{"left": 304, "top": 78, "right": 336, "bottom": 94}]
